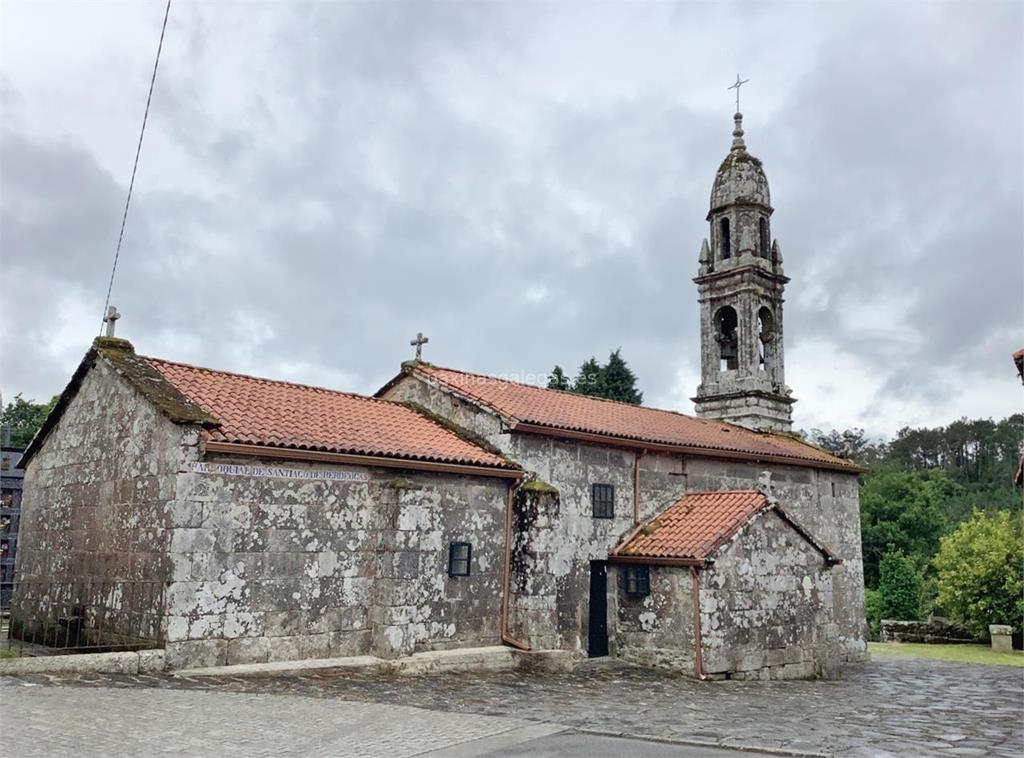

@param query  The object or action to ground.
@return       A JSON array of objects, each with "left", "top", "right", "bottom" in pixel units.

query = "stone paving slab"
[
  {"left": 2, "top": 657, "right": 1021, "bottom": 757},
  {"left": 0, "top": 685, "right": 547, "bottom": 757}
]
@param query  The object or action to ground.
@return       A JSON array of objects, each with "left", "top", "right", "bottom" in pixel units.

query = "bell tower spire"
[{"left": 692, "top": 102, "right": 795, "bottom": 432}]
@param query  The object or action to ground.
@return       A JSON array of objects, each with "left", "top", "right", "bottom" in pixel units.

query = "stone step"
[{"left": 173, "top": 645, "right": 548, "bottom": 678}]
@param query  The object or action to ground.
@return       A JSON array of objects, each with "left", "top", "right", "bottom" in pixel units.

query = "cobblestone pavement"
[{"left": 2, "top": 657, "right": 1021, "bottom": 757}]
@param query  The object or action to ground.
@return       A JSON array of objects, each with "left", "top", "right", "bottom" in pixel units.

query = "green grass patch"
[
  {"left": 0, "top": 649, "right": 20, "bottom": 660},
  {"left": 869, "top": 641, "right": 1024, "bottom": 667}
]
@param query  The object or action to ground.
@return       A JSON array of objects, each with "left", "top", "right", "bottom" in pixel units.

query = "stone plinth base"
[{"left": 989, "top": 625, "right": 1013, "bottom": 653}]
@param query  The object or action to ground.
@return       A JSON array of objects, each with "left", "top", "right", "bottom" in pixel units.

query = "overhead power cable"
[{"left": 100, "top": 0, "right": 172, "bottom": 334}]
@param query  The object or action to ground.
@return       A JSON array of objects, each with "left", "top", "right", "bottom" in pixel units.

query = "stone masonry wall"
[
  {"left": 700, "top": 510, "right": 837, "bottom": 680},
  {"left": 17, "top": 359, "right": 513, "bottom": 668},
  {"left": 685, "top": 458, "right": 866, "bottom": 664},
  {"left": 14, "top": 358, "right": 189, "bottom": 647},
  {"left": 166, "top": 460, "right": 509, "bottom": 668},
  {"left": 609, "top": 565, "right": 696, "bottom": 673},
  {"left": 381, "top": 372, "right": 866, "bottom": 667}
]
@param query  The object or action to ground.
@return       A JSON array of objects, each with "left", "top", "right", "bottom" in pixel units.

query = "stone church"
[{"left": 13, "top": 113, "right": 867, "bottom": 678}]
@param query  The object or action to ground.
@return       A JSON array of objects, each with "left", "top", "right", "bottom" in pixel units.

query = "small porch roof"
[{"left": 610, "top": 490, "right": 839, "bottom": 567}]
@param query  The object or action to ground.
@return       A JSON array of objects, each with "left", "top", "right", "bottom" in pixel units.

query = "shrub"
[
  {"left": 933, "top": 509, "right": 1024, "bottom": 638},
  {"left": 864, "top": 588, "right": 882, "bottom": 640},
  {"left": 877, "top": 551, "right": 922, "bottom": 621}
]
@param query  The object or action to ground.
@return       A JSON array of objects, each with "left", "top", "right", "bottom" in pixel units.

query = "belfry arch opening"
[
  {"left": 720, "top": 218, "right": 731, "bottom": 259},
  {"left": 758, "top": 306, "right": 775, "bottom": 371},
  {"left": 715, "top": 306, "right": 739, "bottom": 371}
]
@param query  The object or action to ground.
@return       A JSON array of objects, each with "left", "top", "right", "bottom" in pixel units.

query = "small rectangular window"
[
  {"left": 623, "top": 566, "right": 650, "bottom": 597},
  {"left": 591, "top": 484, "right": 615, "bottom": 519},
  {"left": 448, "top": 542, "right": 472, "bottom": 577}
]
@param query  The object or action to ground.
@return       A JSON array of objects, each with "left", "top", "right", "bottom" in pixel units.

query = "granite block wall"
[
  {"left": 700, "top": 509, "right": 838, "bottom": 680},
  {"left": 13, "top": 358, "right": 187, "bottom": 647},
  {"left": 165, "top": 461, "right": 508, "bottom": 668},
  {"left": 16, "top": 358, "right": 513, "bottom": 668},
  {"left": 381, "top": 372, "right": 866, "bottom": 669},
  {"left": 609, "top": 565, "right": 696, "bottom": 672}
]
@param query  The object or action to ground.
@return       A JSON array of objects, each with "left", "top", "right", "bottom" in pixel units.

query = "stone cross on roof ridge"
[
  {"left": 410, "top": 332, "right": 429, "bottom": 361},
  {"left": 103, "top": 305, "right": 121, "bottom": 337}
]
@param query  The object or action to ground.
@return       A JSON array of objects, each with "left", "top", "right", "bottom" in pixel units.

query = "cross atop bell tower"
[{"left": 692, "top": 103, "right": 795, "bottom": 432}]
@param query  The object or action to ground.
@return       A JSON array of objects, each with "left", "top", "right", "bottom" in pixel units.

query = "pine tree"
[
  {"left": 573, "top": 357, "right": 606, "bottom": 398},
  {"left": 601, "top": 348, "right": 643, "bottom": 405},
  {"left": 546, "top": 366, "right": 571, "bottom": 391}
]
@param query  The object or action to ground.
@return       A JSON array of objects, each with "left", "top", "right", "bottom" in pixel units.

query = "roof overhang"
[
  {"left": 511, "top": 422, "right": 862, "bottom": 474},
  {"left": 202, "top": 440, "right": 524, "bottom": 480},
  {"left": 607, "top": 554, "right": 708, "bottom": 568}
]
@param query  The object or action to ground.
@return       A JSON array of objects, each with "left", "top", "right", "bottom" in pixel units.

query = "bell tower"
[{"left": 692, "top": 111, "right": 795, "bottom": 432}]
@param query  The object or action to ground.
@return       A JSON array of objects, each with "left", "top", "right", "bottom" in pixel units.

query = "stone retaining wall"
[{"left": 880, "top": 618, "right": 975, "bottom": 644}]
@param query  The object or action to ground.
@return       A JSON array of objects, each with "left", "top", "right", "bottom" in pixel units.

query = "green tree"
[
  {"left": 572, "top": 357, "right": 606, "bottom": 398},
  {"left": 803, "top": 427, "right": 884, "bottom": 467},
  {"left": 1, "top": 393, "right": 59, "bottom": 449},
  {"left": 859, "top": 466, "right": 956, "bottom": 588},
  {"left": 877, "top": 551, "right": 922, "bottom": 621},
  {"left": 933, "top": 509, "right": 1024, "bottom": 637},
  {"left": 600, "top": 349, "right": 643, "bottom": 405},
  {"left": 561, "top": 351, "right": 644, "bottom": 404},
  {"left": 546, "top": 365, "right": 571, "bottom": 391}
]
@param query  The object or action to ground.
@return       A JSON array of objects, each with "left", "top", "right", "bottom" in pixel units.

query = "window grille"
[
  {"left": 591, "top": 484, "right": 615, "bottom": 519},
  {"left": 448, "top": 542, "right": 472, "bottom": 577},
  {"left": 623, "top": 565, "right": 650, "bottom": 597}
]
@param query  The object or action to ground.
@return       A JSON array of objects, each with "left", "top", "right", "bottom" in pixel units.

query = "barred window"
[
  {"left": 592, "top": 483, "right": 615, "bottom": 519},
  {"left": 623, "top": 566, "right": 650, "bottom": 597},
  {"left": 448, "top": 542, "right": 472, "bottom": 577}
]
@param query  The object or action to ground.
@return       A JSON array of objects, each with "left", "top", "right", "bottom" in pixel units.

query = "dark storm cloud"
[{"left": 1, "top": 1, "right": 1020, "bottom": 436}]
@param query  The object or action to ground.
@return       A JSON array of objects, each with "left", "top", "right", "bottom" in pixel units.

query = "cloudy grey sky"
[{"left": 1, "top": 0, "right": 1021, "bottom": 439}]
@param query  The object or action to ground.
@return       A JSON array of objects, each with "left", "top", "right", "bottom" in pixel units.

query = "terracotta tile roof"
[
  {"left": 613, "top": 491, "right": 769, "bottom": 562},
  {"left": 396, "top": 364, "right": 858, "bottom": 472},
  {"left": 144, "top": 357, "right": 515, "bottom": 471}
]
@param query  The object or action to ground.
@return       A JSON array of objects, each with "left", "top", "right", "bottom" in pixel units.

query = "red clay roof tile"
[
  {"left": 404, "top": 364, "right": 857, "bottom": 472},
  {"left": 613, "top": 491, "right": 769, "bottom": 561},
  {"left": 145, "top": 358, "right": 514, "bottom": 471}
]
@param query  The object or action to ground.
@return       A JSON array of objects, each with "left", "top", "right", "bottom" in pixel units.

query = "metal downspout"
[{"left": 633, "top": 449, "right": 646, "bottom": 525}]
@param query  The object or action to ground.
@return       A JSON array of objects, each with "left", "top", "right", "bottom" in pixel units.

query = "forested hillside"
[{"left": 806, "top": 415, "right": 1023, "bottom": 636}]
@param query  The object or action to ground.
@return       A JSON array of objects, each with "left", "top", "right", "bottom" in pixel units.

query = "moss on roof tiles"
[{"left": 95, "top": 339, "right": 219, "bottom": 427}]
